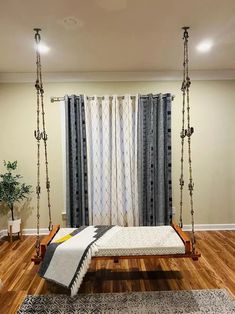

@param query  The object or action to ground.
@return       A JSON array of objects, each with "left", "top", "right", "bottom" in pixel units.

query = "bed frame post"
[
  {"left": 172, "top": 223, "right": 191, "bottom": 254},
  {"left": 31, "top": 224, "right": 60, "bottom": 264}
]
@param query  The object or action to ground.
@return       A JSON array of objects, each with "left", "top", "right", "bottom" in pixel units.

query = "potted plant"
[{"left": 0, "top": 161, "right": 32, "bottom": 237}]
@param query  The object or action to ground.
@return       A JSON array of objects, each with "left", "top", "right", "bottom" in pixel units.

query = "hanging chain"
[
  {"left": 34, "top": 28, "right": 53, "bottom": 258},
  {"left": 37, "top": 36, "right": 53, "bottom": 231},
  {"left": 179, "top": 28, "right": 187, "bottom": 229},
  {"left": 34, "top": 28, "right": 42, "bottom": 257},
  {"left": 179, "top": 27, "right": 196, "bottom": 254}
]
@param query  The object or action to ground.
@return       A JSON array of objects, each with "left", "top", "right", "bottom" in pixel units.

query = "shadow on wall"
[
  {"left": 0, "top": 203, "right": 8, "bottom": 229},
  {"left": 19, "top": 198, "right": 34, "bottom": 227},
  {"left": 0, "top": 198, "right": 33, "bottom": 229}
]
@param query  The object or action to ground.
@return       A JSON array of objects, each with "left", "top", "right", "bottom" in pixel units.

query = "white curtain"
[{"left": 85, "top": 95, "right": 139, "bottom": 226}]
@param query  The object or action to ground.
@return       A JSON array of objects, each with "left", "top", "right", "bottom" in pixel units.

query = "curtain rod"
[{"left": 50, "top": 95, "right": 175, "bottom": 103}]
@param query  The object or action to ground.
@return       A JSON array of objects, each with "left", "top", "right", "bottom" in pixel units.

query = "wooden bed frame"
[{"left": 32, "top": 223, "right": 201, "bottom": 265}]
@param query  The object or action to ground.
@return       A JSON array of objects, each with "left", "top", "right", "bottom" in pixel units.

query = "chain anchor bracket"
[
  {"left": 182, "top": 26, "right": 190, "bottom": 39},
  {"left": 34, "top": 28, "right": 41, "bottom": 42}
]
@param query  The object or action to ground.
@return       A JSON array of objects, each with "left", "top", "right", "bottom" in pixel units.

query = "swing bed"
[{"left": 31, "top": 28, "right": 200, "bottom": 274}]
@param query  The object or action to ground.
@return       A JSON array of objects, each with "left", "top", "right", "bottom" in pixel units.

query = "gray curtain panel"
[
  {"left": 138, "top": 93, "right": 172, "bottom": 226},
  {"left": 65, "top": 95, "right": 89, "bottom": 227}
]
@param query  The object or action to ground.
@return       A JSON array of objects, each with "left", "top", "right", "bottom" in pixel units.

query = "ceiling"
[{"left": 0, "top": 0, "right": 235, "bottom": 77}]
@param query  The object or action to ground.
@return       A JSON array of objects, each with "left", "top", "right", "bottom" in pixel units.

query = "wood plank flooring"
[{"left": 0, "top": 231, "right": 234, "bottom": 313}]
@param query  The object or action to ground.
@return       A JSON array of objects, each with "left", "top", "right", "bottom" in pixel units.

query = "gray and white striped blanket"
[{"left": 39, "top": 225, "right": 113, "bottom": 296}]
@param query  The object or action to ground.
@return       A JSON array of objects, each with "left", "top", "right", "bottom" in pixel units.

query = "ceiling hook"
[{"left": 34, "top": 28, "right": 42, "bottom": 43}]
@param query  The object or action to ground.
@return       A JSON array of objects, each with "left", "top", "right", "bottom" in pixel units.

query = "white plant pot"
[{"left": 8, "top": 218, "right": 21, "bottom": 234}]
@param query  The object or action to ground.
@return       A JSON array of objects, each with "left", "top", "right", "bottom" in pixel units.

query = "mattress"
[
  {"left": 95, "top": 225, "right": 185, "bottom": 256},
  {"left": 52, "top": 225, "right": 185, "bottom": 256}
]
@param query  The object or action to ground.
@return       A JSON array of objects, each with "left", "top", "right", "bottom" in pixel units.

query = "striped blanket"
[{"left": 39, "top": 225, "right": 113, "bottom": 296}]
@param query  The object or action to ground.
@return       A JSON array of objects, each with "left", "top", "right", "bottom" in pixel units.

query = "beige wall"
[{"left": 0, "top": 80, "right": 235, "bottom": 230}]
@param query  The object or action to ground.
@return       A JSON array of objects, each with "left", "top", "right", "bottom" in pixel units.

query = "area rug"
[{"left": 17, "top": 289, "right": 235, "bottom": 314}]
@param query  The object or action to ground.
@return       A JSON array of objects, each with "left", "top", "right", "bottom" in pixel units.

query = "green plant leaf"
[{"left": 0, "top": 161, "right": 32, "bottom": 220}]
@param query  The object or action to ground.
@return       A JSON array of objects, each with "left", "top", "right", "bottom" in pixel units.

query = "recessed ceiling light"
[
  {"left": 36, "top": 43, "right": 50, "bottom": 54},
  {"left": 196, "top": 40, "right": 213, "bottom": 53}
]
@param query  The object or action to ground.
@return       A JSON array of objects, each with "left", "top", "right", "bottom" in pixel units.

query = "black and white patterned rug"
[{"left": 18, "top": 289, "right": 235, "bottom": 314}]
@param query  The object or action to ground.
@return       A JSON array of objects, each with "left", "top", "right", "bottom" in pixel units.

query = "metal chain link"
[
  {"left": 179, "top": 29, "right": 187, "bottom": 229},
  {"left": 34, "top": 28, "right": 53, "bottom": 257},
  {"left": 37, "top": 36, "right": 53, "bottom": 231},
  {"left": 34, "top": 28, "right": 42, "bottom": 257},
  {"left": 179, "top": 27, "right": 196, "bottom": 254}
]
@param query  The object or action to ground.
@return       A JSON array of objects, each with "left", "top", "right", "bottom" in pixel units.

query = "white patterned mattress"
[
  {"left": 95, "top": 225, "right": 185, "bottom": 256},
  {"left": 53, "top": 225, "right": 185, "bottom": 257}
]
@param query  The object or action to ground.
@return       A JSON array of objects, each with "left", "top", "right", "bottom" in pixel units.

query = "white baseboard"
[
  {"left": 183, "top": 224, "right": 235, "bottom": 231},
  {"left": 0, "top": 224, "right": 234, "bottom": 239},
  {"left": 0, "top": 228, "right": 50, "bottom": 238},
  {"left": 22, "top": 228, "right": 50, "bottom": 236},
  {"left": 0, "top": 230, "right": 5, "bottom": 238}
]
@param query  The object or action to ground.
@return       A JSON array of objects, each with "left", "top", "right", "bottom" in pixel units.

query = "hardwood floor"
[{"left": 0, "top": 231, "right": 235, "bottom": 313}]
